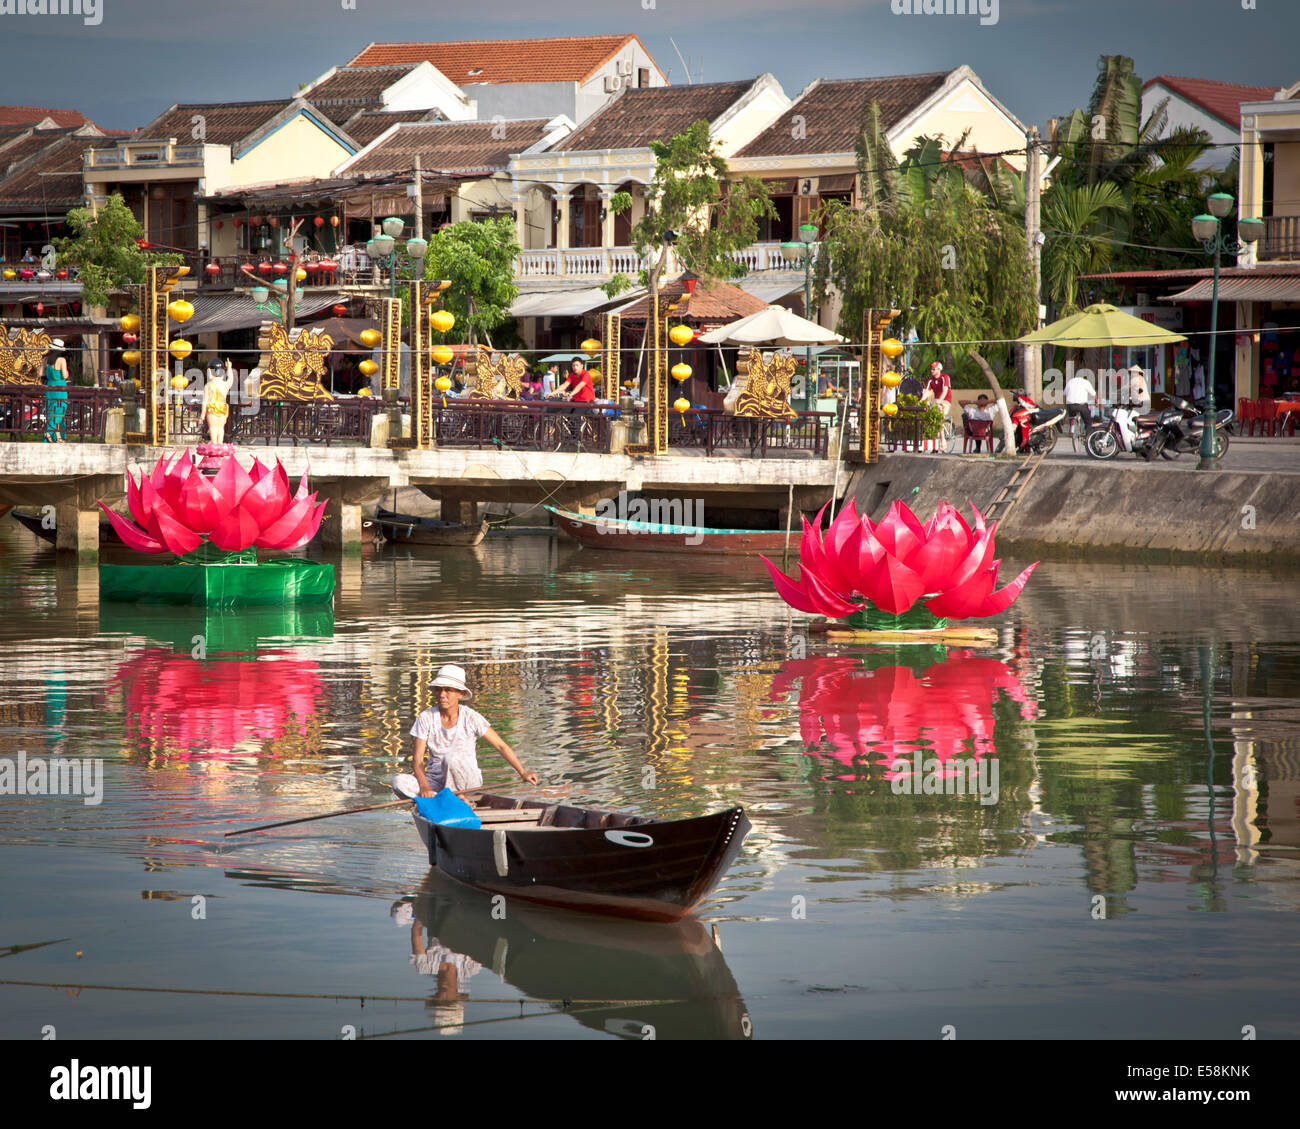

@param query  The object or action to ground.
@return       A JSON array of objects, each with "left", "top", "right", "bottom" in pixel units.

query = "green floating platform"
[
  {"left": 99, "top": 557, "right": 335, "bottom": 608},
  {"left": 97, "top": 603, "right": 334, "bottom": 653},
  {"left": 842, "top": 604, "right": 949, "bottom": 632}
]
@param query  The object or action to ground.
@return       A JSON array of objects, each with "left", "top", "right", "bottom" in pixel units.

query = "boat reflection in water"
[
  {"left": 771, "top": 648, "right": 1037, "bottom": 779},
  {"left": 394, "top": 871, "right": 752, "bottom": 1040}
]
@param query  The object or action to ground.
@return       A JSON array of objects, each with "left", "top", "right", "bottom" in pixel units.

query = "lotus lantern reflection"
[
  {"left": 98, "top": 452, "right": 326, "bottom": 555},
  {"left": 764, "top": 499, "right": 1037, "bottom": 621}
]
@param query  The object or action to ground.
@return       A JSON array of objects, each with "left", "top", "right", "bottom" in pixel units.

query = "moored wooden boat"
[
  {"left": 376, "top": 507, "right": 487, "bottom": 546},
  {"left": 547, "top": 505, "right": 796, "bottom": 556},
  {"left": 10, "top": 508, "right": 123, "bottom": 547},
  {"left": 410, "top": 792, "right": 750, "bottom": 923}
]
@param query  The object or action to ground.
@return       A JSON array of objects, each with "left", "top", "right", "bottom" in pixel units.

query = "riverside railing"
[
  {"left": 169, "top": 395, "right": 378, "bottom": 447},
  {"left": 660, "top": 407, "right": 834, "bottom": 458},
  {"left": 404, "top": 398, "right": 614, "bottom": 452},
  {"left": 0, "top": 385, "right": 120, "bottom": 441}
]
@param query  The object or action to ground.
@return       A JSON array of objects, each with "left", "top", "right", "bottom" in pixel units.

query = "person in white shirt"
[
  {"left": 1063, "top": 372, "right": 1097, "bottom": 430},
  {"left": 410, "top": 665, "right": 537, "bottom": 798}
]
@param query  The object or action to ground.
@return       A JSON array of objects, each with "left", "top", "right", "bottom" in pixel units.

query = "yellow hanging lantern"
[
  {"left": 881, "top": 338, "right": 904, "bottom": 359},
  {"left": 358, "top": 359, "right": 378, "bottom": 377},
  {"left": 359, "top": 328, "right": 382, "bottom": 348},
  {"left": 2, "top": 269, "right": 14, "bottom": 280},
  {"left": 430, "top": 309, "right": 455, "bottom": 334},
  {"left": 119, "top": 314, "right": 140, "bottom": 333},
  {"left": 170, "top": 374, "right": 188, "bottom": 390},
  {"left": 671, "top": 363, "right": 692, "bottom": 382},
  {"left": 431, "top": 345, "right": 454, "bottom": 365},
  {"left": 166, "top": 299, "right": 194, "bottom": 323},
  {"left": 883, "top": 402, "right": 899, "bottom": 416},
  {"left": 673, "top": 397, "right": 691, "bottom": 414},
  {"left": 296, "top": 268, "right": 308, "bottom": 282},
  {"left": 580, "top": 338, "right": 601, "bottom": 352},
  {"left": 434, "top": 375, "right": 452, "bottom": 393},
  {"left": 668, "top": 324, "right": 694, "bottom": 347},
  {"left": 168, "top": 339, "right": 192, "bottom": 361},
  {"left": 121, "top": 350, "right": 141, "bottom": 367},
  {"left": 357, "top": 387, "right": 372, "bottom": 397},
  {"left": 881, "top": 371, "right": 903, "bottom": 389}
]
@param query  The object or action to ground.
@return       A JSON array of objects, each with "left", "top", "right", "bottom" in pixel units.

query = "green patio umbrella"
[{"left": 1018, "top": 303, "right": 1186, "bottom": 348}]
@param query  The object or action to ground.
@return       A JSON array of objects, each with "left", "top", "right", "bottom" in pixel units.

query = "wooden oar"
[{"left": 223, "top": 798, "right": 410, "bottom": 838}]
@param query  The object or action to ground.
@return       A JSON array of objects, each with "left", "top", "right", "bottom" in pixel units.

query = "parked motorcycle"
[
  {"left": 1155, "top": 396, "right": 1232, "bottom": 459},
  {"left": 994, "top": 390, "right": 1065, "bottom": 455},
  {"left": 1084, "top": 404, "right": 1162, "bottom": 460}
]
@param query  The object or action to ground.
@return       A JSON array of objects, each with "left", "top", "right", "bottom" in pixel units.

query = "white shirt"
[
  {"left": 410, "top": 705, "right": 491, "bottom": 792},
  {"left": 1064, "top": 376, "right": 1096, "bottom": 405}
]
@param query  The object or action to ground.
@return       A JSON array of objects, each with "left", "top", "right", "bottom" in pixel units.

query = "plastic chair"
[{"left": 1258, "top": 398, "right": 1277, "bottom": 437}]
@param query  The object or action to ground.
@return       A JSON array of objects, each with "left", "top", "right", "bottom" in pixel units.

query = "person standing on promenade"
[{"left": 43, "top": 339, "right": 69, "bottom": 443}]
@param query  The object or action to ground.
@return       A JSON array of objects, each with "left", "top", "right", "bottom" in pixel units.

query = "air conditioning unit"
[
  {"left": 798, "top": 177, "right": 819, "bottom": 196},
  {"left": 618, "top": 59, "right": 633, "bottom": 77},
  {"left": 604, "top": 74, "right": 623, "bottom": 93}
]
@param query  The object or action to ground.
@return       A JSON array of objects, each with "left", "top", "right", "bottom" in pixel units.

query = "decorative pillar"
[
  {"left": 130, "top": 263, "right": 188, "bottom": 446},
  {"left": 860, "top": 307, "right": 899, "bottom": 465},
  {"left": 599, "top": 187, "right": 617, "bottom": 250},
  {"left": 556, "top": 192, "right": 571, "bottom": 253},
  {"left": 600, "top": 312, "right": 621, "bottom": 401},
  {"left": 511, "top": 194, "right": 528, "bottom": 249},
  {"left": 628, "top": 291, "right": 672, "bottom": 455}
]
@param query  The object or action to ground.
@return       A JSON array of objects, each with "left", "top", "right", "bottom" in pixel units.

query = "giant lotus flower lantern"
[
  {"left": 97, "top": 453, "right": 334, "bottom": 607},
  {"left": 764, "top": 498, "right": 1037, "bottom": 630}
]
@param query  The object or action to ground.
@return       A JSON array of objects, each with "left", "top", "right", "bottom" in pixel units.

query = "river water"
[{"left": 0, "top": 522, "right": 1297, "bottom": 1040}]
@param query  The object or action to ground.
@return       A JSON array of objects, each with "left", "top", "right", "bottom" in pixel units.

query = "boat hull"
[
  {"left": 550, "top": 508, "right": 794, "bottom": 556},
  {"left": 376, "top": 508, "right": 487, "bottom": 546},
  {"left": 413, "top": 795, "right": 750, "bottom": 923}
]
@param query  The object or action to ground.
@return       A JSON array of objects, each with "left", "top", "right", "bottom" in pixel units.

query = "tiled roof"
[
  {"left": 132, "top": 100, "right": 294, "bottom": 146},
  {"left": 1143, "top": 75, "right": 1279, "bottom": 127},
  {"left": 559, "top": 80, "right": 753, "bottom": 151},
  {"left": 0, "top": 133, "right": 99, "bottom": 209},
  {"left": 345, "top": 118, "right": 552, "bottom": 175},
  {"left": 737, "top": 73, "right": 949, "bottom": 157},
  {"left": 303, "top": 65, "right": 419, "bottom": 111},
  {"left": 0, "top": 127, "right": 82, "bottom": 178},
  {"left": 617, "top": 277, "right": 769, "bottom": 322},
  {"left": 340, "top": 108, "right": 445, "bottom": 147},
  {"left": 0, "top": 105, "right": 93, "bottom": 128},
  {"left": 348, "top": 34, "right": 653, "bottom": 86}
]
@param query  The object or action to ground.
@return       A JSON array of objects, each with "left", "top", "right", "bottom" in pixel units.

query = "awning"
[
  {"left": 816, "top": 173, "right": 857, "bottom": 193},
  {"left": 737, "top": 278, "right": 805, "bottom": 304},
  {"left": 510, "top": 287, "right": 628, "bottom": 319},
  {"left": 183, "top": 291, "right": 346, "bottom": 335},
  {"left": 1165, "top": 274, "right": 1300, "bottom": 304}
]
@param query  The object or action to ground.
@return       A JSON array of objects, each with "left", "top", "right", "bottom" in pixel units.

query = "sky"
[{"left": 0, "top": 0, "right": 1296, "bottom": 135}]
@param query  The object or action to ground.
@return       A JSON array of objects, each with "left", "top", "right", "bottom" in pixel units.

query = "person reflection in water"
[{"left": 393, "top": 898, "right": 480, "bottom": 1036}]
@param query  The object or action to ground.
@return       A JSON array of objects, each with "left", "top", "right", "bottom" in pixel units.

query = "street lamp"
[
  {"left": 1191, "top": 193, "right": 1263, "bottom": 469},
  {"left": 367, "top": 218, "right": 427, "bottom": 299},
  {"left": 780, "top": 222, "right": 821, "bottom": 400}
]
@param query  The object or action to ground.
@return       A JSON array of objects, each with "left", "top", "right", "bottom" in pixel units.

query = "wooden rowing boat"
[
  {"left": 10, "top": 508, "right": 121, "bottom": 547},
  {"left": 409, "top": 792, "right": 750, "bottom": 923},
  {"left": 376, "top": 507, "right": 487, "bottom": 547},
  {"left": 547, "top": 505, "right": 796, "bottom": 556}
]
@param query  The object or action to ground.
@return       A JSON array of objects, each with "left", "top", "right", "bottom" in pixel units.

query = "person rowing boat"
[{"left": 410, "top": 664, "right": 537, "bottom": 799}]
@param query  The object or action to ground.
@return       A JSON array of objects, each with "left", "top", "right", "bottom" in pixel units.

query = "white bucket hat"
[
  {"left": 49, "top": 338, "right": 66, "bottom": 352},
  {"left": 430, "top": 664, "right": 473, "bottom": 701}
]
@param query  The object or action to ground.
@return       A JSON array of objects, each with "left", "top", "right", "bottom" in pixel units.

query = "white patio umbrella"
[{"left": 697, "top": 305, "right": 845, "bottom": 346}]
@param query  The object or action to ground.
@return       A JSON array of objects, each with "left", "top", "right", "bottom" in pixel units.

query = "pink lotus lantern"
[
  {"left": 764, "top": 499, "right": 1037, "bottom": 623},
  {"left": 98, "top": 452, "right": 325, "bottom": 555}
]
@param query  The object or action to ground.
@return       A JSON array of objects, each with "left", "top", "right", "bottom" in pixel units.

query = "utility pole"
[
  {"left": 1023, "top": 125, "right": 1043, "bottom": 402},
  {"left": 413, "top": 154, "right": 423, "bottom": 240}
]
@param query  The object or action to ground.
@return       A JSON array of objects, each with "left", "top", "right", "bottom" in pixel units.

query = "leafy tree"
[
  {"left": 816, "top": 112, "right": 1035, "bottom": 448},
  {"left": 604, "top": 119, "right": 773, "bottom": 303},
  {"left": 53, "top": 193, "right": 182, "bottom": 308},
  {"left": 405, "top": 217, "right": 520, "bottom": 346}
]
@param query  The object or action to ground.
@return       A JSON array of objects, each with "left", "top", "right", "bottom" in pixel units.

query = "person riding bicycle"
[{"left": 1063, "top": 371, "right": 1097, "bottom": 432}]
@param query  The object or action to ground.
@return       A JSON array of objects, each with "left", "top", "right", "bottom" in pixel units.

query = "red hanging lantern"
[
  {"left": 273, "top": 261, "right": 287, "bottom": 275},
  {"left": 215, "top": 219, "right": 224, "bottom": 230},
  {"left": 330, "top": 216, "right": 340, "bottom": 228},
  {"left": 233, "top": 218, "right": 244, "bottom": 229},
  {"left": 35, "top": 302, "right": 44, "bottom": 316},
  {"left": 122, "top": 332, "right": 137, "bottom": 345},
  {"left": 250, "top": 216, "right": 262, "bottom": 228},
  {"left": 313, "top": 216, "right": 325, "bottom": 228},
  {"left": 331, "top": 303, "right": 347, "bottom": 317},
  {"left": 71, "top": 302, "right": 80, "bottom": 315},
  {"left": 258, "top": 261, "right": 274, "bottom": 275},
  {"left": 205, "top": 262, "right": 221, "bottom": 276},
  {"left": 56, "top": 269, "right": 68, "bottom": 280}
]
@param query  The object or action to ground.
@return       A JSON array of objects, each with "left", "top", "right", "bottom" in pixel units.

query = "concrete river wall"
[{"left": 846, "top": 454, "right": 1300, "bottom": 565}]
